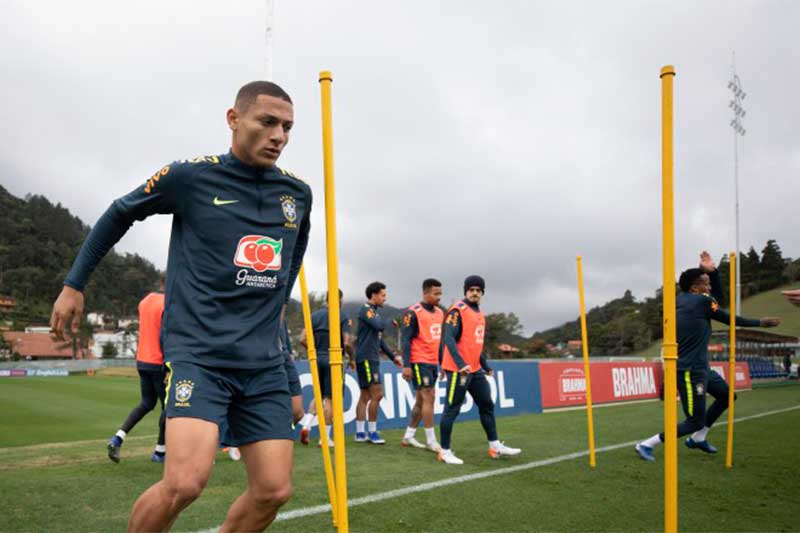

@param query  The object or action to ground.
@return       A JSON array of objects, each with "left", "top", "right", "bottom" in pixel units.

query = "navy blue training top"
[
  {"left": 64, "top": 151, "right": 312, "bottom": 370},
  {"left": 310, "top": 306, "right": 350, "bottom": 363},
  {"left": 355, "top": 303, "right": 395, "bottom": 363},
  {"left": 676, "top": 269, "right": 760, "bottom": 372}
]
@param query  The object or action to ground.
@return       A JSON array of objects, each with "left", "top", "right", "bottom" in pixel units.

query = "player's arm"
[
  {"left": 51, "top": 162, "right": 188, "bottom": 337},
  {"left": 299, "top": 328, "right": 307, "bottom": 349},
  {"left": 707, "top": 299, "right": 780, "bottom": 328},
  {"left": 360, "top": 305, "right": 386, "bottom": 332},
  {"left": 443, "top": 309, "right": 470, "bottom": 373},
  {"left": 283, "top": 186, "right": 312, "bottom": 304},
  {"left": 380, "top": 337, "right": 401, "bottom": 366},
  {"left": 480, "top": 353, "right": 493, "bottom": 376},
  {"left": 698, "top": 250, "right": 725, "bottom": 300},
  {"left": 401, "top": 311, "right": 418, "bottom": 368}
]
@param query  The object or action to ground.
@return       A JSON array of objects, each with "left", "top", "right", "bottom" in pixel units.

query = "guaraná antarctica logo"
[{"left": 233, "top": 235, "right": 282, "bottom": 288}]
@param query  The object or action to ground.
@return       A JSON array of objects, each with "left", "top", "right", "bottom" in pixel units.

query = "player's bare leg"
[
  {"left": 220, "top": 439, "right": 293, "bottom": 532},
  {"left": 128, "top": 418, "right": 218, "bottom": 532}
]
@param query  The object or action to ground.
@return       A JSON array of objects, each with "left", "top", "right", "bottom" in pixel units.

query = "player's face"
[
  {"left": 228, "top": 95, "right": 294, "bottom": 167},
  {"left": 693, "top": 274, "right": 711, "bottom": 294},
  {"left": 423, "top": 286, "right": 443, "bottom": 306},
  {"left": 374, "top": 289, "right": 387, "bottom": 306},
  {"left": 465, "top": 287, "right": 483, "bottom": 304}
]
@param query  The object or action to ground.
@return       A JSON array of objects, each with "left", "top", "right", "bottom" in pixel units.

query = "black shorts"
[
  {"left": 165, "top": 361, "right": 293, "bottom": 446},
  {"left": 285, "top": 355, "right": 302, "bottom": 397},
  {"left": 410, "top": 362, "right": 438, "bottom": 390},
  {"left": 357, "top": 360, "right": 382, "bottom": 390}
]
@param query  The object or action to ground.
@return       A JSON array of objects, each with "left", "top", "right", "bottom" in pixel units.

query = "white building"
[{"left": 92, "top": 331, "right": 138, "bottom": 358}]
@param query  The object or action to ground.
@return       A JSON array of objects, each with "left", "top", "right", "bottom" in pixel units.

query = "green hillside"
[{"left": 634, "top": 284, "right": 800, "bottom": 359}]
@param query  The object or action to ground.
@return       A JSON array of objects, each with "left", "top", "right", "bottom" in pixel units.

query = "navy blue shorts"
[
  {"left": 410, "top": 363, "right": 438, "bottom": 390},
  {"left": 165, "top": 361, "right": 293, "bottom": 446},
  {"left": 356, "top": 360, "right": 381, "bottom": 390}
]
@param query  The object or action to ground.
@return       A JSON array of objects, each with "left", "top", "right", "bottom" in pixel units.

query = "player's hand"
[
  {"left": 486, "top": 369, "right": 494, "bottom": 377},
  {"left": 699, "top": 250, "right": 716, "bottom": 273},
  {"left": 348, "top": 359, "right": 356, "bottom": 371},
  {"left": 402, "top": 367, "right": 412, "bottom": 381},
  {"left": 50, "top": 285, "right": 84, "bottom": 339},
  {"left": 760, "top": 317, "right": 780, "bottom": 327},
  {"left": 438, "top": 370, "right": 445, "bottom": 380},
  {"left": 782, "top": 289, "right": 800, "bottom": 307},
  {"left": 393, "top": 355, "right": 403, "bottom": 368},
  {"left": 458, "top": 365, "right": 471, "bottom": 375}
]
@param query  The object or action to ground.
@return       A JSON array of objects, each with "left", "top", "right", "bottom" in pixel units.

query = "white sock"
[
  {"left": 425, "top": 427, "right": 436, "bottom": 444},
  {"left": 116, "top": 430, "right": 126, "bottom": 441},
  {"left": 154, "top": 444, "right": 166, "bottom": 453},
  {"left": 691, "top": 426, "right": 710, "bottom": 442},
  {"left": 368, "top": 421, "right": 377, "bottom": 433},
  {"left": 489, "top": 440, "right": 501, "bottom": 449},
  {"left": 404, "top": 427, "right": 416, "bottom": 440},
  {"left": 442, "top": 448, "right": 451, "bottom": 454},
  {"left": 299, "top": 413, "right": 313, "bottom": 427},
  {"left": 326, "top": 425, "right": 332, "bottom": 439},
  {"left": 356, "top": 420, "right": 365, "bottom": 434},
  {"left": 642, "top": 434, "right": 662, "bottom": 448}
]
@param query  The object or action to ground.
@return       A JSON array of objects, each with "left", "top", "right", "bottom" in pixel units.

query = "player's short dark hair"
[
  {"left": 235, "top": 81, "right": 292, "bottom": 111},
  {"left": 325, "top": 289, "right": 344, "bottom": 302},
  {"left": 422, "top": 278, "right": 442, "bottom": 292},
  {"left": 365, "top": 282, "right": 386, "bottom": 299},
  {"left": 679, "top": 268, "right": 706, "bottom": 292}
]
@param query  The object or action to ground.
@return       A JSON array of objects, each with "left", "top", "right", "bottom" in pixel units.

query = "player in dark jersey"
[
  {"left": 297, "top": 289, "right": 353, "bottom": 446},
  {"left": 635, "top": 251, "right": 779, "bottom": 462},
  {"left": 354, "top": 281, "right": 402, "bottom": 444},
  {"left": 50, "top": 81, "right": 310, "bottom": 531}
]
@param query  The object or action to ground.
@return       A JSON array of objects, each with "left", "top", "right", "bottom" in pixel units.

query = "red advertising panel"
[
  {"left": 539, "top": 361, "right": 663, "bottom": 408},
  {"left": 708, "top": 362, "right": 752, "bottom": 390},
  {"left": 539, "top": 360, "right": 752, "bottom": 409}
]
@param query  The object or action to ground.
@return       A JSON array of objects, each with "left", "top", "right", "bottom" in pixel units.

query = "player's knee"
[
  {"left": 141, "top": 398, "right": 158, "bottom": 412},
  {"left": 252, "top": 482, "right": 292, "bottom": 510},
  {"left": 165, "top": 476, "right": 207, "bottom": 506}
]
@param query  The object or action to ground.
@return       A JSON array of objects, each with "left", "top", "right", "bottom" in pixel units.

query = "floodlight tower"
[{"left": 728, "top": 53, "right": 746, "bottom": 313}]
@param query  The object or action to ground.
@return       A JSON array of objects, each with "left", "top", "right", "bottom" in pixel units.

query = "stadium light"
[{"left": 728, "top": 53, "right": 746, "bottom": 314}]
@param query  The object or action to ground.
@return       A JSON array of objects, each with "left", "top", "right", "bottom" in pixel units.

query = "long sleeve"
[
  {"left": 401, "top": 311, "right": 418, "bottom": 367},
  {"left": 380, "top": 338, "right": 395, "bottom": 360},
  {"left": 64, "top": 162, "right": 186, "bottom": 291},
  {"left": 443, "top": 309, "right": 468, "bottom": 369}
]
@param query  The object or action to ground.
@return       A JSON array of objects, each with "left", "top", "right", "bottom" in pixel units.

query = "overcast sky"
[{"left": 2, "top": 1, "right": 798, "bottom": 334}]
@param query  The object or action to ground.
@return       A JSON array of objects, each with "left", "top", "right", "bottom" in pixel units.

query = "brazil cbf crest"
[
  {"left": 174, "top": 380, "right": 194, "bottom": 407},
  {"left": 281, "top": 195, "right": 297, "bottom": 224}
]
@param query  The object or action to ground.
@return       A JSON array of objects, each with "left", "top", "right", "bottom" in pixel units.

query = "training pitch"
[{"left": 0, "top": 375, "right": 798, "bottom": 532}]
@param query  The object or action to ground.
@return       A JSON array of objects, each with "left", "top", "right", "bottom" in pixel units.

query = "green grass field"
[{"left": 1, "top": 375, "right": 799, "bottom": 532}]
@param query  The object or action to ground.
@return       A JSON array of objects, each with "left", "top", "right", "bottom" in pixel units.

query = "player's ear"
[{"left": 226, "top": 108, "right": 239, "bottom": 131}]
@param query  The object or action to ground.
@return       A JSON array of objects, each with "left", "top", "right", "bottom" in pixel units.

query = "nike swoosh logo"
[{"left": 213, "top": 197, "right": 239, "bottom": 206}]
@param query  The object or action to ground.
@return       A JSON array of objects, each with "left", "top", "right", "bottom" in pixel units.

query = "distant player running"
[
  {"left": 107, "top": 274, "right": 168, "bottom": 464},
  {"left": 297, "top": 289, "right": 353, "bottom": 446},
  {"left": 354, "top": 281, "right": 402, "bottom": 444},
  {"left": 635, "top": 251, "right": 780, "bottom": 461},
  {"left": 50, "top": 81, "right": 310, "bottom": 531},
  {"left": 400, "top": 278, "right": 444, "bottom": 452},
  {"left": 438, "top": 276, "right": 521, "bottom": 465}
]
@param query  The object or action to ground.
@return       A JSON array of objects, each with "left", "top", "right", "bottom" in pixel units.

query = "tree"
[
  {"left": 760, "top": 239, "right": 786, "bottom": 290},
  {"left": 101, "top": 342, "right": 118, "bottom": 359}
]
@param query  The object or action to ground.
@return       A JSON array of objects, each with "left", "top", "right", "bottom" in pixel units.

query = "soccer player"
[
  {"left": 400, "top": 278, "right": 444, "bottom": 452},
  {"left": 355, "top": 281, "right": 403, "bottom": 444},
  {"left": 438, "top": 275, "right": 521, "bottom": 465},
  {"left": 297, "top": 289, "right": 353, "bottom": 446},
  {"left": 635, "top": 251, "right": 780, "bottom": 462},
  {"left": 107, "top": 273, "right": 168, "bottom": 464},
  {"left": 50, "top": 81, "right": 310, "bottom": 531}
]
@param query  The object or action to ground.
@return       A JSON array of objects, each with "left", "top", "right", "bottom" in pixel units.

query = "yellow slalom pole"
[
  {"left": 725, "top": 252, "right": 737, "bottom": 469},
  {"left": 576, "top": 256, "right": 597, "bottom": 468},
  {"left": 319, "top": 69, "right": 349, "bottom": 533},
  {"left": 298, "top": 265, "right": 338, "bottom": 526},
  {"left": 660, "top": 64, "right": 678, "bottom": 533}
]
